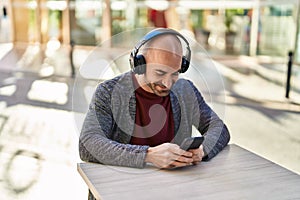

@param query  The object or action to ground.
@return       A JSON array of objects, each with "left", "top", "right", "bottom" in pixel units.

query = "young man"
[{"left": 79, "top": 28, "right": 230, "bottom": 170}]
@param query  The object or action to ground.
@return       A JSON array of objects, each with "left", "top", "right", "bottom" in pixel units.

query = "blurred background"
[{"left": 0, "top": 0, "right": 300, "bottom": 199}]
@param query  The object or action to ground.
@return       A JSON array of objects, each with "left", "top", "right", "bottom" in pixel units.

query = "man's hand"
[
  {"left": 188, "top": 145, "right": 204, "bottom": 165},
  {"left": 145, "top": 143, "right": 195, "bottom": 169}
]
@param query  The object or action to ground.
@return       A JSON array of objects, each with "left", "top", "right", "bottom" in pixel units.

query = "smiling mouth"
[
  {"left": 155, "top": 84, "right": 167, "bottom": 91},
  {"left": 150, "top": 83, "right": 171, "bottom": 95},
  {"left": 157, "top": 87, "right": 170, "bottom": 94}
]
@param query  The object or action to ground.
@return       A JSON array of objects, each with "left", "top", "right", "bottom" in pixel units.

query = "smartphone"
[{"left": 180, "top": 136, "right": 204, "bottom": 151}]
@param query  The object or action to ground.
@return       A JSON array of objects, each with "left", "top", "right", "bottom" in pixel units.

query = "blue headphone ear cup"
[
  {"left": 180, "top": 57, "right": 190, "bottom": 73},
  {"left": 134, "top": 54, "right": 146, "bottom": 74}
]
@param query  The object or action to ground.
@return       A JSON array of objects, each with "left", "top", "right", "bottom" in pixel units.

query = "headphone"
[{"left": 129, "top": 28, "right": 191, "bottom": 75}]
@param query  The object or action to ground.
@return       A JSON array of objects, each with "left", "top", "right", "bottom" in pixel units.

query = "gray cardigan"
[{"left": 79, "top": 71, "right": 230, "bottom": 168}]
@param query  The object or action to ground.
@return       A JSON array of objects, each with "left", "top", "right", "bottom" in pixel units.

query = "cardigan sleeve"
[
  {"left": 79, "top": 79, "right": 149, "bottom": 168},
  {"left": 189, "top": 81, "right": 231, "bottom": 160}
]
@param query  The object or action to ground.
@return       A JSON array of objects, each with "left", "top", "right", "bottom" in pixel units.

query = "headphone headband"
[
  {"left": 134, "top": 28, "right": 190, "bottom": 54},
  {"left": 130, "top": 28, "right": 191, "bottom": 74}
]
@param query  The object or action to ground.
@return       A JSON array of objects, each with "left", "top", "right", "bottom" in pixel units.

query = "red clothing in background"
[{"left": 148, "top": 9, "right": 167, "bottom": 28}]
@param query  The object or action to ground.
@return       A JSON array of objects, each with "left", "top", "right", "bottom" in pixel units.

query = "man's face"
[{"left": 144, "top": 49, "right": 182, "bottom": 97}]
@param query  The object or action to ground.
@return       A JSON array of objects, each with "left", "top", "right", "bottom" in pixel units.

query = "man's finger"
[
  {"left": 173, "top": 155, "right": 193, "bottom": 163},
  {"left": 174, "top": 146, "right": 193, "bottom": 157},
  {"left": 169, "top": 160, "right": 192, "bottom": 168}
]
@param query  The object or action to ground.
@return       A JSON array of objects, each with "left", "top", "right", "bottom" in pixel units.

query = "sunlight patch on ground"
[
  {"left": 27, "top": 80, "right": 68, "bottom": 104},
  {"left": 0, "top": 43, "right": 13, "bottom": 60},
  {"left": 0, "top": 104, "right": 87, "bottom": 200},
  {"left": 0, "top": 85, "right": 16, "bottom": 96}
]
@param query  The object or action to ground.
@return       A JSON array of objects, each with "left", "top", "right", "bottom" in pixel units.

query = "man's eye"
[
  {"left": 172, "top": 72, "right": 179, "bottom": 76},
  {"left": 156, "top": 72, "right": 165, "bottom": 76}
]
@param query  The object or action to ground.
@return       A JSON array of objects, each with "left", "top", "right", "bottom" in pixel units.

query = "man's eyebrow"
[
  {"left": 155, "top": 69, "right": 180, "bottom": 74},
  {"left": 155, "top": 69, "right": 167, "bottom": 73}
]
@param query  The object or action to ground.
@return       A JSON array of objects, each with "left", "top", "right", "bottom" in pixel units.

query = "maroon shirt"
[{"left": 130, "top": 76, "right": 174, "bottom": 147}]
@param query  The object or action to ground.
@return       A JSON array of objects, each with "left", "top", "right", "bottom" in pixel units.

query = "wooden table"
[{"left": 77, "top": 144, "right": 300, "bottom": 200}]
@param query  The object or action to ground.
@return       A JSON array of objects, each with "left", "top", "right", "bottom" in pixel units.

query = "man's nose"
[{"left": 162, "top": 77, "right": 173, "bottom": 89}]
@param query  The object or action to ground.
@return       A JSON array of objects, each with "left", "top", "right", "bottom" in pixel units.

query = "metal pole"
[
  {"left": 70, "top": 40, "right": 75, "bottom": 78},
  {"left": 285, "top": 51, "right": 293, "bottom": 98}
]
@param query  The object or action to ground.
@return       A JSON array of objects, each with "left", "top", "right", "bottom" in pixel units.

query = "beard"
[{"left": 147, "top": 82, "right": 171, "bottom": 97}]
